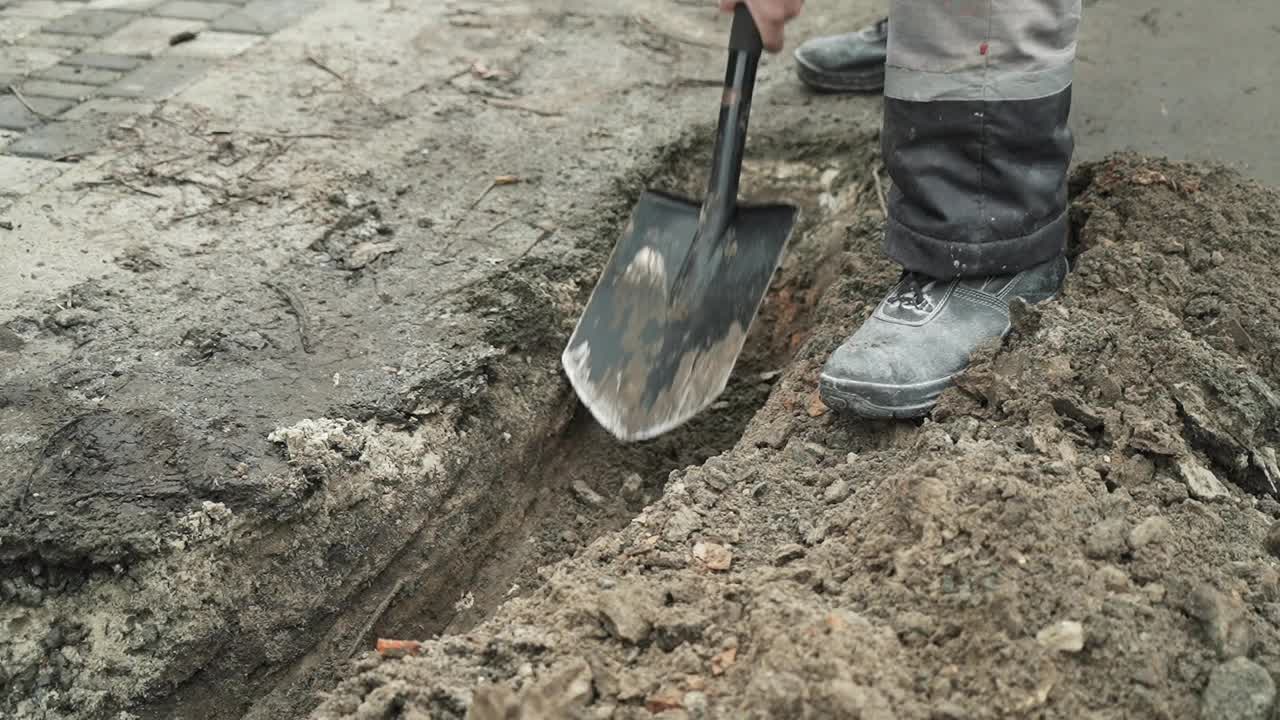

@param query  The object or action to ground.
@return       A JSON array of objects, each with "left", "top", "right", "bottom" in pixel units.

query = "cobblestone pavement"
[{"left": 0, "top": 0, "right": 319, "bottom": 170}]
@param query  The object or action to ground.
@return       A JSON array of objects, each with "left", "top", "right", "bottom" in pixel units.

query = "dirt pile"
[{"left": 311, "top": 155, "right": 1280, "bottom": 720}]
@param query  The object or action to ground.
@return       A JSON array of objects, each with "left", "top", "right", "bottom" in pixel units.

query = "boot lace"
[{"left": 889, "top": 271, "right": 936, "bottom": 309}]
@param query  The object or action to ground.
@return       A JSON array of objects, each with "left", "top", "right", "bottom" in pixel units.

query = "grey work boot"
[
  {"left": 819, "top": 255, "right": 1069, "bottom": 419},
  {"left": 793, "top": 17, "right": 888, "bottom": 93}
]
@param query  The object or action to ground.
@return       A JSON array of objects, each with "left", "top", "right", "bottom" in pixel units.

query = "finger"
[
  {"left": 758, "top": 21, "right": 784, "bottom": 52},
  {"left": 719, "top": 0, "right": 737, "bottom": 12}
]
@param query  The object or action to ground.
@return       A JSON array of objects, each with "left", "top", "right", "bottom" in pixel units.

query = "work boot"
[
  {"left": 819, "top": 255, "right": 1069, "bottom": 419},
  {"left": 793, "top": 17, "right": 888, "bottom": 93}
]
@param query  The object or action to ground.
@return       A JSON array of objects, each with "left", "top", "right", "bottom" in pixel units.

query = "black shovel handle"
[
  {"left": 728, "top": 4, "right": 765, "bottom": 54},
  {"left": 671, "top": 3, "right": 765, "bottom": 300}
]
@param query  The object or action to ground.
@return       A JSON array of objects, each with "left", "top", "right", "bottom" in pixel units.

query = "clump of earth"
[{"left": 310, "top": 155, "right": 1280, "bottom": 720}]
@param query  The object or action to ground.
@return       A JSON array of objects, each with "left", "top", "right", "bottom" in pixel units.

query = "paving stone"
[
  {"left": 0, "top": 94, "right": 73, "bottom": 130},
  {"left": 0, "top": 43, "right": 67, "bottom": 74},
  {"left": 62, "top": 50, "right": 143, "bottom": 70},
  {"left": 90, "top": 16, "right": 204, "bottom": 56},
  {"left": 42, "top": 8, "right": 133, "bottom": 35},
  {"left": 164, "top": 28, "right": 257, "bottom": 57},
  {"left": 153, "top": 0, "right": 232, "bottom": 20},
  {"left": 1, "top": 1, "right": 83, "bottom": 19},
  {"left": 85, "top": 0, "right": 162, "bottom": 9},
  {"left": 35, "top": 63, "right": 119, "bottom": 85},
  {"left": 62, "top": 96, "right": 151, "bottom": 119},
  {"left": 0, "top": 154, "right": 66, "bottom": 196},
  {"left": 102, "top": 56, "right": 210, "bottom": 98},
  {"left": 20, "top": 78, "right": 98, "bottom": 100},
  {"left": 5, "top": 118, "right": 112, "bottom": 159},
  {"left": 19, "top": 31, "right": 95, "bottom": 49},
  {"left": 0, "top": 14, "right": 45, "bottom": 37},
  {"left": 211, "top": 0, "right": 317, "bottom": 35}
]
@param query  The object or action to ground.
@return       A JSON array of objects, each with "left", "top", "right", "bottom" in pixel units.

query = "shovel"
[{"left": 562, "top": 5, "right": 798, "bottom": 442}]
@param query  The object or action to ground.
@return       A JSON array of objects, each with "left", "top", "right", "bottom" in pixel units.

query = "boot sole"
[
  {"left": 818, "top": 374, "right": 952, "bottom": 420},
  {"left": 794, "top": 57, "right": 885, "bottom": 94}
]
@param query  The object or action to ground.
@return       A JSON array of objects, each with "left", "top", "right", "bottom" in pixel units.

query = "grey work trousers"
[{"left": 882, "top": 0, "right": 1083, "bottom": 278}]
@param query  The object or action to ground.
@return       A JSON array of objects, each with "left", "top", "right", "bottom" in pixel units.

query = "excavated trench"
[{"left": 360, "top": 136, "right": 878, "bottom": 654}]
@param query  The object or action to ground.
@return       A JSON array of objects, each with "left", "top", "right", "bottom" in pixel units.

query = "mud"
[{"left": 309, "top": 155, "right": 1280, "bottom": 720}]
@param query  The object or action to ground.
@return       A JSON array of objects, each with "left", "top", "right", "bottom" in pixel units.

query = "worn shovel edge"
[{"left": 560, "top": 201, "right": 801, "bottom": 444}]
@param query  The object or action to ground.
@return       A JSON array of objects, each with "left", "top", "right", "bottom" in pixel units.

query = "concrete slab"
[
  {"left": 42, "top": 8, "right": 135, "bottom": 35},
  {"left": 101, "top": 54, "right": 210, "bottom": 97},
  {"left": 19, "top": 78, "right": 98, "bottom": 100},
  {"left": 61, "top": 95, "right": 152, "bottom": 118},
  {"left": 162, "top": 28, "right": 258, "bottom": 57},
  {"left": 152, "top": 0, "right": 234, "bottom": 21},
  {"left": 0, "top": 0, "right": 81, "bottom": 19},
  {"left": 35, "top": 62, "right": 122, "bottom": 85},
  {"left": 0, "top": 154, "right": 65, "bottom": 195},
  {"left": 89, "top": 15, "right": 205, "bottom": 55},
  {"left": 62, "top": 50, "right": 145, "bottom": 70},
  {"left": 1072, "top": 0, "right": 1280, "bottom": 184},
  {"left": 4, "top": 117, "right": 113, "bottom": 158},
  {"left": 210, "top": 0, "right": 318, "bottom": 35},
  {"left": 0, "top": 94, "right": 73, "bottom": 130}
]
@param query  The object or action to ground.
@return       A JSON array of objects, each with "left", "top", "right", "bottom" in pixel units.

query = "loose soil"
[{"left": 310, "top": 155, "right": 1280, "bottom": 720}]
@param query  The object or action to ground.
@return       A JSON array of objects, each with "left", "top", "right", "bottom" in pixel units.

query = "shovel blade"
[{"left": 563, "top": 190, "right": 797, "bottom": 441}]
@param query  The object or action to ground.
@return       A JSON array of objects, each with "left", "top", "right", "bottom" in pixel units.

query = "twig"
[
  {"left": 484, "top": 98, "right": 564, "bottom": 117},
  {"left": 348, "top": 578, "right": 406, "bottom": 658},
  {"left": 167, "top": 194, "right": 261, "bottom": 225},
  {"left": 515, "top": 226, "right": 555, "bottom": 261},
  {"left": 72, "top": 177, "right": 163, "bottom": 198},
  {"left": 267, "top": 281, "right": 314, "bottom": 353},
  {"left": 7, "top": 85, "right": 51, "bottom": 120},
  {"left": 305, "top": 54, "right": 348, "bottom": 84},
  {"left": 872, "top": 164, "right": 888, "bottom": 218}
]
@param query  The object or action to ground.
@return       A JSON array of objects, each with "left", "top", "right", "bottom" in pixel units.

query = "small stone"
[
  {"left": 823, "top": 478, "right": 851, "bottom": 504},
  {"left": 692, "top": 542, "right": 732, "bottom": 571},
  {"left": 1201, "top": 657, "right": 1276, "bottom": 720},
  {"left": 1178, "top": 456, "right": 1231, "bottom": 501},
  {"left": 570, "top": 480, "right": 605, "bottom": 508},
  {"left": 1094, "top": 565, "right": 1130, "bottom": 592},
  {"left": 664, "top": 507, "right": 700, "bottom": 543},
  {"left": 1264, "top": 522, "right": 1280, "bottom": 559},
  {"left": 682, "top": 691, "right": 708, "bottom": 718},
  {"left": 621, "top": 473, "right": 645, "bottom": 505},
  {"left": 1144, "top": 583, "right": 1167, "bottom": 603},
  {"left": 597, "top": 593, "right": 651, "bottom": 644},
  {"left": 1085, "top": 517, "right": 1131, "bottom": 560},
  {"left": 772, "top": 544, "right": 805, "bottom": 566},
  {"left": 1035, "top": 620, "right": 1085, "bottom": 653},
  {"left": 1129, "top": 516, "right": 1173, "bottom": 550},
  {"left": 749, "top": 482, "right": 768, "bottom": 499},
  {"left": 1188, "top": 583, "right": 1251, "bottom": 658}
]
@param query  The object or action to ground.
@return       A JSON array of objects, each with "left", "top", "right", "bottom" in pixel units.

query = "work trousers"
[{"left": 882, "top": 0, "right": 1082, "bottom": 277}]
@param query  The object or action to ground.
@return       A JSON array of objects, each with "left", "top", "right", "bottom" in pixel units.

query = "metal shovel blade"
[{"left": 562, "top": 189, "right": 797, "bottom": 442}]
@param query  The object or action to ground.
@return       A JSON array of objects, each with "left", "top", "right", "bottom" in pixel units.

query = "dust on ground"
[{"left": 311, "top": 155, "right": 1280, "bottom": 720}]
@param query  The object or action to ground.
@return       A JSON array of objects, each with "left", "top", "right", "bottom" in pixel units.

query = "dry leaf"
[
  {"left": 494, "top": 174, "right": 520, "bottom": 185},
  {"left": 711, "top": 647, "right": 737, "bottom": 676},
  {"left": 645, "top": 692, "right": 684, "bottom": 714}
]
